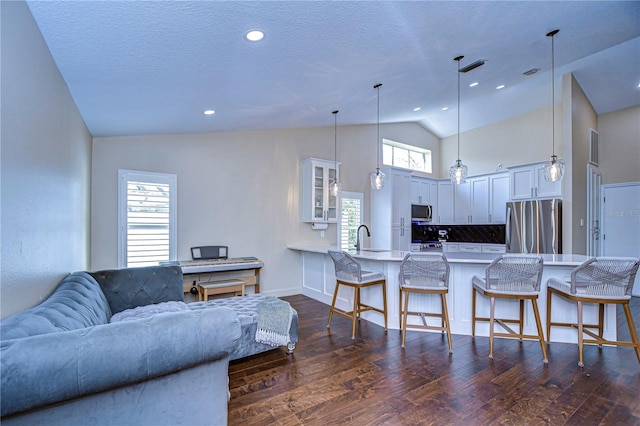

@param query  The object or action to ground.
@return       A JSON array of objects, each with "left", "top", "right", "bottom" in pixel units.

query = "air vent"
[
  {"left": 589, "top": 128, "right": 599, "bottom": 166},
  {"left": 459, "top": 60, "right": 485, "bottom": 73},
  {"left": 523, "top": 68, "right": 540, "bottom": 76}
]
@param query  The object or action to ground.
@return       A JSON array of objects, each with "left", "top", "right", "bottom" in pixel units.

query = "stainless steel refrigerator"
[{"left": 506, "top": 199, "right": 562, "bottom": 254}]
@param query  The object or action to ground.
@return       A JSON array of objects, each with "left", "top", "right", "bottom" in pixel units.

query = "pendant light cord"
[
  {"left": 374, "top": 83, "right": 382, "bottom": 169},
  {"left": 454, "top": 56, "right": 464, "bottom": 162},
  {"left": 547, "top": 29, "right": 559, "bottom": 157},
  {"left": 333, "top": 110, "right": 338, "bottom": 172}
]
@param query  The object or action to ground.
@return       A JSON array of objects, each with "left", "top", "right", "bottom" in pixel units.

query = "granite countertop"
[{"left": 287, "top": 244, "right": 591, "bottom": 266}]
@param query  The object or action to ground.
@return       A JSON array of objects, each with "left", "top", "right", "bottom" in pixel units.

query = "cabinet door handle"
[{"left": 531, "top": 188, "right": 534, "bottom": 197}]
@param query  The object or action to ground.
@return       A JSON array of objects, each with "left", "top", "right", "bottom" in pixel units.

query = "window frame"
[
  {"left": 337, "top": 191, "right": 364, "bottom": 251},
  {"left": 118, "top": 169, "right": 177, "bottom": 268},
  {"left": 382, "top": 138, "right": 432, "bottom": 173}
]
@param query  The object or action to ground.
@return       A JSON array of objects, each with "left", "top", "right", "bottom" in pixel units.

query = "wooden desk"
[{"left": 166, "top": 258, "right": 263, "bottom": 295}]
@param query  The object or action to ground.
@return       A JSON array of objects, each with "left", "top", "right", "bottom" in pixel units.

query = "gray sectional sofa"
[{"left": 0, "top": 265, "right": 298, "bottom": 426}]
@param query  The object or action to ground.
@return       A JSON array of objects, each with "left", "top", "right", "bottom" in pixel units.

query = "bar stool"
[
  {"left": 398, "top": 253, "right": 452, "bottom": 352},
  {"left": 547, "top": 257, "right": 640, "bottom": 367},
  {"left": 327, "top": 250, "right": 388, "bottom": 340},
  {"left": 472, "top": 255, "right": 547, "bottom": 363}
]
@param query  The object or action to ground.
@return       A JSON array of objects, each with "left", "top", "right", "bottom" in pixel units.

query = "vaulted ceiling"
[{"left": 27, "top": 1, "right": 640, "bottom": 138}]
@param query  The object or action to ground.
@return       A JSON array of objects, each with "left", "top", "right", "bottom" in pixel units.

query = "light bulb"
[
  {"left": 330, "top": 180, "right": 341, "bottom": 197},
  {"left": 370, "top": 168, "right": 385, "bottom": 190}
]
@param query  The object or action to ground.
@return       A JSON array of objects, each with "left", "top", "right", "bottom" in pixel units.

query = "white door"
[
  {"left": 601, "top": 182, "right": 640, "bottom": 295},
  {"left": 586, "top": 165, "right": 601, "bottom": 257}
]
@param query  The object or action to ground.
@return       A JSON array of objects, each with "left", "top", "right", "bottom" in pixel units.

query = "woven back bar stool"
[
  {"left": 327, "top": 250, "right": 388, "bottom": 340},
  {"left": 398, "top": 253, "right": 452, "bottom": 352},
  {"left": 547, "top": 257, "right": 640, "bottom": 367},
  {"left": 472, "top": 255, "right": 547, "bottom": 363}
]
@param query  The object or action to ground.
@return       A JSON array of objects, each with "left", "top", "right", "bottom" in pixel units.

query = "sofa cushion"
[
  {"left": 110, "top": 301, "right": 189, "bottom": 323},
  {"left": 0, "top": 272, "right": 111, "bottom": 340},
  {"left": 90, "top": 265, "right": 183, "bottom": 314}
]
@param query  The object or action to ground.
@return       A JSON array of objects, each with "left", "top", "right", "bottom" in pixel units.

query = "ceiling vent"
[
  {"left": 523, "top": 68, "right": 540, "bottom": 76},
  {"left": 458, "top": 60, "right": 485, "bottom": 73}
]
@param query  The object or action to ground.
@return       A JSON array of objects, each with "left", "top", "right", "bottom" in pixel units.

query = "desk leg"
[{"left": 255, "top": 268, "right": 261, "bottom": 293}]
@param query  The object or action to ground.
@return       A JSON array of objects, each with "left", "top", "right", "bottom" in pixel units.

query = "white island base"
[{"left": 288, "top": 246, "right": 613, "bottom": 344}]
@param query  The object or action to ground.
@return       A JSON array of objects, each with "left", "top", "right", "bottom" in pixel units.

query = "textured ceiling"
[{"left": 26, "top": 1, "right": 640, "bottom": 138}]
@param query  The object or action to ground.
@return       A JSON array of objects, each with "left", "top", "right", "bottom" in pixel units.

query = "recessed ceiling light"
[
  {"left": 496, "top": 84, "right": 505, "bottom": 90},
  {"left": 204, "top": 110, "right": 215, "bottom": 115},
  {"left": 245, "top": 30, "right": 264, "bottom": 42},
  {"left": 413, "top": 107, "right": 421, "bottom": 112},
  {"left": 441, "top": 107, "right": 449, "bottom": 111},
  {"left": 469, "top": 82, "right": 479, "bottom": 87}
]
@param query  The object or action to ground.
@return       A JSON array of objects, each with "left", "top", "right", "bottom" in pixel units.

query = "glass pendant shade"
[
  {"left": 449, "top": 159, "right": 468, "bottom": 185},
  {"left": 544, "top": 155, "right": 564, "bottom": 182},
  {"left": 370, "top": 168, "right": 385, "bottom": 190},
  {"left": 330, "top": 180, "right": 342, "bottom": 197}
]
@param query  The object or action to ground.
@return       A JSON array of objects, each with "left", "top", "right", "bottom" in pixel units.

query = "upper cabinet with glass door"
[{"left": 301, "top": 158, "right": 340, "bottom": 223}]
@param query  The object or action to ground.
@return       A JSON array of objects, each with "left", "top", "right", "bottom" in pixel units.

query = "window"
[
  {"left": 338, "top": 191, "right": 363, "bottom": 251},
  {"left": 383, "top": 139, "right": 432, "bottom": 173},
  {"left": 118, "top": 170, "right": 177, "bottom": 268}
]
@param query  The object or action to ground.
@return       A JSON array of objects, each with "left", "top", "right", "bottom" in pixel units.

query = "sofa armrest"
[{"left": 1, "top": 306, "right": 240, "bottom": 417}]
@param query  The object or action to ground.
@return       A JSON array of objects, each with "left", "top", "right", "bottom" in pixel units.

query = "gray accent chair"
[{"left": 1, "top": 265, "right": 241, "bottom": 426}]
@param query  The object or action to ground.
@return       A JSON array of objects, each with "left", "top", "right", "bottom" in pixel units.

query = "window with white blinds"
[
  {"left": 338, "top": 192, "right": 363, "bottom": 251},
  {"left": 118, "top": 170, "right": 177, "bottom": 268}
]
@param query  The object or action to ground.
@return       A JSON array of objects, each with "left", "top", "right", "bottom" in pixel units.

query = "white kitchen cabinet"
[
  {"left": 453, "top": 176, "right": 489, "bottom": 224},
  {"left": 510, "top": 162, "right": 562, "bottom": 200},
  {"left": 489, "top": 172, "right": 509, "bottom": 223},
  {"left": 481, "top": 244, "right": 506, "bottom": 254},
  {"left": 436, "top": 181, "right": 454, "bottom": 224},
  {"left": 371, "top": 168, "right": 411, "bottom": 250},
  {"left": 301, "top": 158, "right": 340, "bottom": 223},
  {"left": 410, "top": 177, "right": 437, "bottom": 205}
]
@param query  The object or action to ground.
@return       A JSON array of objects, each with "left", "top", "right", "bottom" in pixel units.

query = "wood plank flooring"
[{"left": 228, "top": 295, "right": 640, "bottom": 425}]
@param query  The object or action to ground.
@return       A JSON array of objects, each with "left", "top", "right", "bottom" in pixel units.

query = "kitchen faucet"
[{"left": 355, "top": 224, "right": 370, "bottom": 252}]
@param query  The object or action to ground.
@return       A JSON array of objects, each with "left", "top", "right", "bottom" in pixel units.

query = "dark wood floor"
[{"left": 228, "top": 295, "right": 640, "bottom": 425}]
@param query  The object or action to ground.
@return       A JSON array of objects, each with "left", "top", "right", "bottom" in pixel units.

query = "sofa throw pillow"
[
  {"left": 90, "top": 265, "right": 184, "bottom": 314},
  {"left": 110, "top": 301, "right": 189, "bottom": 323}
]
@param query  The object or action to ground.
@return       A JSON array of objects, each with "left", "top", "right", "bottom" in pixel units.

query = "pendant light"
[
  {"left": 543, "top": 29, "right": 564, "bottom": 182},
  {"left": 449, "top": 56, "right": 468, "bottom": 184},
  {"left": 370, "top": 83, "right": 385, "bottom": 190},
  {"left": 330, "top": 110, "right": 342, "bottom": 197}
]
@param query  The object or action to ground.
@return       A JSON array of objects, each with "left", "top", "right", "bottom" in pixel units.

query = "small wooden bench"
[{"left": 198, "top": 279, "right": 245, "bottom": 301}]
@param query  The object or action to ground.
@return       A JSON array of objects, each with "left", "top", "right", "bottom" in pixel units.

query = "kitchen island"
[{"left": 287, "top": 246, "right": 609, "bottom": 344}]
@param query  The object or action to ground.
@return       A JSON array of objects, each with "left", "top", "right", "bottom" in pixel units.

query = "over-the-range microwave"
[{"left": 411, "top": 204, "right": 433, "bottom": 222}]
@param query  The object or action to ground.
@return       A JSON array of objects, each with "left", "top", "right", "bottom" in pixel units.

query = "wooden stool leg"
[
  {"left": 546, "top": 287, "right": 552, "bottom": 343},
  {"left": 399, "top": 287, "right": 403, "bottom": 330},
  {"left": 489, "top": 297, "right": 496, "bottom": 360},
  {"left": 401, "top": 290, "right": 409, "bottom": 348},
  {"left": 531, "top": 298, "right": 548, "bottom": 364},
  {"left": 442, "top": 293, "right": 453, "bottom": 354},
  {"left": 577, "top": 301, "right": 585, "bottom": 368},
  {"left": 519, "top": 299, "right": 525, "bottom": 341},
  {"left": 381, "top": 281, "right": 388, "bottom": 332},
  {"left": 597, "top": 303, "right": 605, "bottom": 347},
  {"left": 622, "top": 303, "right": 640, "bottom": 363},
  {"left": 471, "top": 287, "right": 477, "bottom": 337},
  {"left": 351, "top": 287, "right": 359, "bottom": 340},
  {"left": 327, "top": 282, "right": 340, "bottom": 329}
]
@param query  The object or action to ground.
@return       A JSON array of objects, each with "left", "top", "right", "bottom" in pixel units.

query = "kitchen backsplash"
[{"left": 412, "top": 223, "right": 505, "bottom": 244}]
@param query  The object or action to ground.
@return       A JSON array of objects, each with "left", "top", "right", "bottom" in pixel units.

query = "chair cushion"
[
  {"left": 339, "top": 270, "right": 385, "bottom": 285},
  {"left": 473, "top": 275, "right": 539, "bottom": 296}
]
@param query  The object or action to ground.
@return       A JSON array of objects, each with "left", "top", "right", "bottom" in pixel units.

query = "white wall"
[
  {"left": 564, "top": 73, "right": 597, "bottom": 255},
  {"left": 598, "top": 105, "right": 640, "bottom": 185},
  {"left": 1, "top": 1, "right": 92, "bottom": 319},
  {"left": 91, "top": 122, "right": 438, "bottom": 295},
  {"left": 439, "top": 105, "right": 562, "bottom": 176}
]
